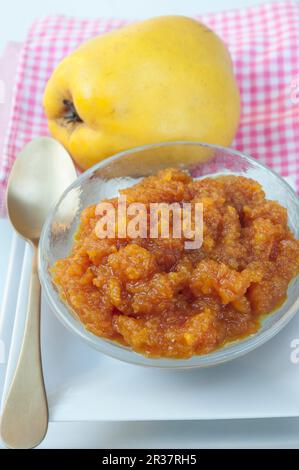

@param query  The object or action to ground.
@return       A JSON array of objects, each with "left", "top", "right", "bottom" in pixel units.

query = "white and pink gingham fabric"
[{"left": 1, "top": 1, "right": 299, "bottom": 215}]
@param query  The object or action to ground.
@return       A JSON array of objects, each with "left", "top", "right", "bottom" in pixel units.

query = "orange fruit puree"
[{"left": 51, "top": 169, "right": 299, "bottom": 358}]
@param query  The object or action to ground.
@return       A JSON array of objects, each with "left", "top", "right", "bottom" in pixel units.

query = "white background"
[
  {"left": 1, "top": 0, "right": 299, "bottom": 449},
  {"left": 0, "top": 0, "right": 273, "bottom": 53}
]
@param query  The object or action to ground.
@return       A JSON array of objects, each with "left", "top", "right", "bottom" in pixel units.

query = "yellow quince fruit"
[{"left": 43, "top": 16, "right": 240, "bottom": 170}]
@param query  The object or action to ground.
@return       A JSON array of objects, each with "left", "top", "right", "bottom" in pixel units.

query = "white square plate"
[{"left": 2, "top": 237, "right": 299, "bottom": 422}]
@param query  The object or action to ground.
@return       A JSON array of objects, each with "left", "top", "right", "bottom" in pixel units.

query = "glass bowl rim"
[{"left": 38, "top": 141, "right": 299, "bottom": 368}]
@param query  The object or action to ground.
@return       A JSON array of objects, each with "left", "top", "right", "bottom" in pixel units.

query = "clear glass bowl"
[{"left": 38, "top": 142, "right": 299, "bottom": 368}]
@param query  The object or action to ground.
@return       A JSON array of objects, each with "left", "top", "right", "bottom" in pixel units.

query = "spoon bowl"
[{"left": 6, "top": 137, "right": 76, "bottom": 244}]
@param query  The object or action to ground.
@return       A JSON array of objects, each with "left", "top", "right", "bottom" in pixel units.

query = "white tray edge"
[{"left": 0, "top": 233, "right": 25, "bottom": 404}]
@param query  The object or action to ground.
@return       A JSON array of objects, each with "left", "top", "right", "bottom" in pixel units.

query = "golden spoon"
[{"left": 0, "top": 137, "right": 77, "bottom": 448}]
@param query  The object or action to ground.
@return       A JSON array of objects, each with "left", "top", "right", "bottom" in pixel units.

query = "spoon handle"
[{"left": 0, "top": 246, "right": 48, "bottom": 449}]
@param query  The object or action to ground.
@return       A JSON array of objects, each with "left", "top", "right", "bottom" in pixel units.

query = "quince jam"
[{"left": 51, "top": 169, "right": 299, "bottom": 358}]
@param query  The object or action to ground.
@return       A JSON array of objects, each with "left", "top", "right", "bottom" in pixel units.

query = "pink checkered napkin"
[{"left": 1, "top": 1, "right": 299, "bottom": 215}]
